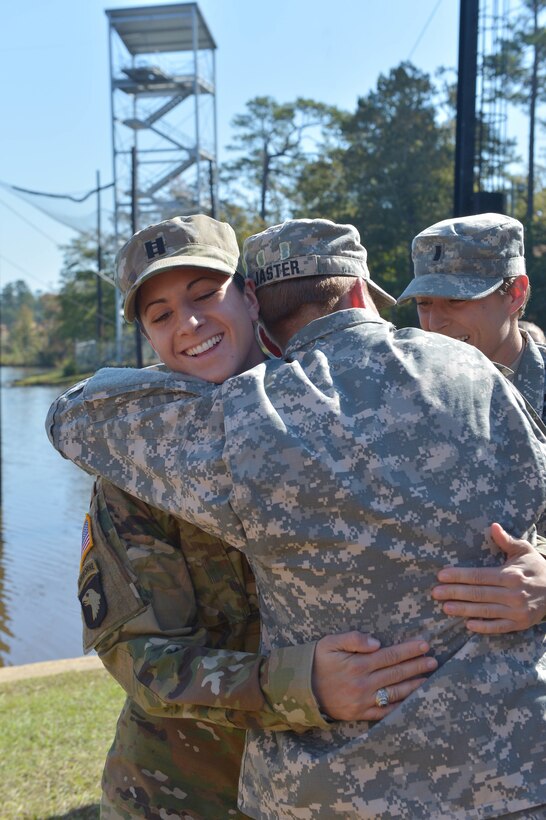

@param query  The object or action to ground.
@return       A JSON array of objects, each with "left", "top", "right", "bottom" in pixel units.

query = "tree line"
[{"left": 3, "top": 10, "right": 546, "bottom": 369}]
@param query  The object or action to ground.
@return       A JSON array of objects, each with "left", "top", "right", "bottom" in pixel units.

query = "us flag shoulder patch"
[{"left": 80, "top": 514, "right": 94, "bottom": 569}]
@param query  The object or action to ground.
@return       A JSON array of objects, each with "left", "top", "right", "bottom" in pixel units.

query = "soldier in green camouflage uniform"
[
  {"left": 78, "top": 215, "right": 437, "bottom": 819},
  {"left": 87, "top": 477, "right": 316, "bottom": 819},
  {"left": 398, "top": 213, "right": 546, "bottom": 630},
  {"left": 49, "top": 217, "right": 546, "bottom": 818}
]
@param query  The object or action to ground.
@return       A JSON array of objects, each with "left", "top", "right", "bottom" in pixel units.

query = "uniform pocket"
[{"left": 78, "top": 486, "right": 148, "bottom": 653}]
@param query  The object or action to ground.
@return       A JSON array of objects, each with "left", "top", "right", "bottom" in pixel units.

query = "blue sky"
[{"left": 0, "top": 0, "right": 522, "bottom": 293}]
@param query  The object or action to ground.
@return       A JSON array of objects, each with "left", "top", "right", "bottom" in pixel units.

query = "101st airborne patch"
[
  {"left": 78, "top": 558, "right": 107, "bottom": 629},
  {"left": 78, "top": 514, "right": 107, "bottom": 629}
]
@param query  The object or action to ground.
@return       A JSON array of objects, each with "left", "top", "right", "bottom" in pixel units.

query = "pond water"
[{"left": 0, "top": 366, "right": 94, "bottom": 667}]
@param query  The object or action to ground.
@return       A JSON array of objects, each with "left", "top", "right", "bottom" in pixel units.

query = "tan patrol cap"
[
  {"left": 115, "top": 214, "right": 241, "bottom": 322},
  {"left": 243, "top": 218, "right": 396, "bottom": 307}
]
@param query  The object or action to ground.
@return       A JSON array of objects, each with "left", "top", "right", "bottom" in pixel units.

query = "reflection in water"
[
  {"left": 0, "top": 367, "right": 94, "bottom": 667},
  {"left": 0, "top": 510, "right": 15, "bottom": 656}
]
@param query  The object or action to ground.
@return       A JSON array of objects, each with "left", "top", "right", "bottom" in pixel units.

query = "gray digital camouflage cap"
[
  {"left": 242, "top": 218, "right": 396, "bottom": 307},
  {"left": 116, "top": 214, "right": 241, "bottom": 322},
  {"left": 397, "top": 212, "right": 526, "bottom": 304}
]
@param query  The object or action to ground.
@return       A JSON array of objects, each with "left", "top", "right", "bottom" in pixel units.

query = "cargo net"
[{"left": 0, "top": 179, "right": 113, "bottom": 235}]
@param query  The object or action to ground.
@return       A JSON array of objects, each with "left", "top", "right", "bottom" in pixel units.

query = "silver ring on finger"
[{"left": 375, "top": 687, "right": 390, "bottom": 708}]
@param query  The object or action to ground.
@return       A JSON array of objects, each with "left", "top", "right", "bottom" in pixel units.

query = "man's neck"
[
  {"left": 275, "top": 301, "right": 381, "bottom": 350},
  {"left": 491, "top": 327, "right": 524, "bottom": 368}
]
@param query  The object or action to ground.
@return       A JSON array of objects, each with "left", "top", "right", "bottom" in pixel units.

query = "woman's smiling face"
[
  {"left": 415, "top": 287, "right": 520, "bottom": 365},
  {"left": 137, "top": 266, "right": 263, "bottom": 383}
]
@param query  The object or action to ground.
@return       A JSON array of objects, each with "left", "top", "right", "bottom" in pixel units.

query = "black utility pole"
[
  {"left": 131, "top": 146, "right": 144, "bottom": 368},
  {"left": 96, "top": 170, "right": 104, "bottom": 348},
  {"left": 454, "top": 0, "right": 479, "bottom": 217},
  {"left": 209, "top": 160, "right": 217, "bottom": 219}
]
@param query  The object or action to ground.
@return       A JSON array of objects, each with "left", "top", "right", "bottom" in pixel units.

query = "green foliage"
[
  {"left": 7, "top": 303, "right": 40, "bottom": 363},
  {"left": 0, "top": 230, "right": 118, "bottom": 367},
  {"left": 62, "top": 359, "right": 78, "bottom": 378},
  {"left": 57, "top": 233, "right": 116, "bottom": 345},
  {"left": 483, "top": 0, "right": 546, "bottom": 228},
  {"left": 484, "top": 0, "right": 546, "bottom": 108},
  {"left": 223, "top": 95, "right": 344, "bottom": 222},
  {"left": 7, "top": 32, "right": 546, "bottom": 341},
  {"left": 11, "top": 367, "right": 94, "bottom": 386},
  {"left": 0, "top": 288, "right": 67, "bottom": 367},
  {"left": 0, "top": 669, "right": 125, "bottom": 818},
  {"left": 293, "top": 148, "right": 356, "bottom": 223},
  {"left": 36, "top": 291, "right": 66, "bottom": 366},
  {"left": 217, "top": 201, "right": 268, "bottom": 254},
  {"left": 293, "top": 63, "right": 455, "bottom": 308},
  {"left": 0, "top": 280, "right": 35, "bottom": 329}
]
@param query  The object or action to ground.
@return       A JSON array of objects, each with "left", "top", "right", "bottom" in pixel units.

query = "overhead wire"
[
  {"left": 0, "top": 251, "right": 49, "bottom": 285},
  {"left": 0, "top": 196, "right": 63, "bottom": 247},
  {"left": 0, "top": 191, "right": 115, "bottom": 290},
  {"left": 0, "top": 251, "right": 117, "bottom": 326},
  {"left": 407, "top": 0, "right": 445, "bottom": 61},
  {"left": 10, "top": 181, "right": 114, "bottom": 203}
]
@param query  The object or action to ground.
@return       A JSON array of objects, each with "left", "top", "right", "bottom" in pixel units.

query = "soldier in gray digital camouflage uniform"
[
  {"left": 48, "top": 218, "right": 546, "bottom": 818},
  {"left": 398, "top": 213, "right": 546, "bottom": 628},
  {"left": 80, "top": 215, "right": 439, "bottom": 819},
  {"left": 519, "top": 320, "right": 546, "bottom": 345},
  {"left": 398, "top": 213, "right": 545, "bottom": 425}
]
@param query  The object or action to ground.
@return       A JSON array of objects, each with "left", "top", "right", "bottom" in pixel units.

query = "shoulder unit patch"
[{"left": 78, "top": 558, "right": 107, "bottom": 629}]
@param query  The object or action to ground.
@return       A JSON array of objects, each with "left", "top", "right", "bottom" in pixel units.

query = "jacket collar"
[
  {"left": 513, "top": 332, "right": 546, "bottom": 418},
  {"left": 285, "top": 308, "right": 391, "bottom": 357}
]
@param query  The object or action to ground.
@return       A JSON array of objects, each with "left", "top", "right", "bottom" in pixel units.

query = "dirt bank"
[{"left": 0, "top": 655, "right": 103, "bottom": 683}]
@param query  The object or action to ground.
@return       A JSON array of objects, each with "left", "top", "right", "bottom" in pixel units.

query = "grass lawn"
[
  {"left": 0, "top": 669, "right": 125, "bottom": 819},
  {"left": 10, "top": 370, "right": 93, "bottom": 387}
]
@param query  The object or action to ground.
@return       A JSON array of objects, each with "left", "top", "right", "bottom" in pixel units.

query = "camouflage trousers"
[
  {"left": 100, "top": 699, "right": 251, "bottom": 819},
  {"left": 100, "top": 787, "right": 250, "bottom": 819},
  {"left": 101, "top": 795, "right": 546, "bottom": 819}
]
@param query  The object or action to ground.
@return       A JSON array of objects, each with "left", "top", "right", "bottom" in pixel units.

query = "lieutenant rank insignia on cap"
[{"left": 78, "top": 557, "right": 107, "bottom": 629}]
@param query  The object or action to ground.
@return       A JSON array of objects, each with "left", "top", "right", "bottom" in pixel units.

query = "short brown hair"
[{"left": 257, "top": 275, "right": 360, "bottom": 338}]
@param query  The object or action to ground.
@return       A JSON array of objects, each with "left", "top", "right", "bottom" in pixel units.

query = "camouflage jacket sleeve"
[
  {"left": 46, "top": 366, "right": 246, "bottom": 548},
  {"left": 81, "top": 477, "right": 329, "bottom": 732}
]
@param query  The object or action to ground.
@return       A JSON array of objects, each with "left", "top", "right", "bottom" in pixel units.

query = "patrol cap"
[
  {"left": 116, "top": 214, "right": 241, "bottom": 322},
  {"left": 243, "top": 218, "right": 396, "bottom": 307},
  {"left": 397, "top": 212, "right": 526, "bottom": 304}
]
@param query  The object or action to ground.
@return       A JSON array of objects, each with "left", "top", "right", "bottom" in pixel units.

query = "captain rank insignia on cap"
[
  {"left": 144, "top": 235, "right": 166, "bottom": 259},
  {"left": 78, "top": 557, "right": 107, "bottom": 629}
]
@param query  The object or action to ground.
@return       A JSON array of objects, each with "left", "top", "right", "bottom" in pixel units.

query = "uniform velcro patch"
[
  {"left": 80, "top": 513, "right": 94, "bottom": 570},
  {"left": 78, "top": 558, "right": 107, "bottom": 629}
]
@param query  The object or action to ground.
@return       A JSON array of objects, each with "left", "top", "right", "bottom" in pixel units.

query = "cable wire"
[{"left": 407, "top": 0, "right": 445, "bottom": 61}]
